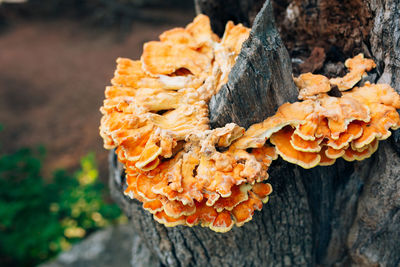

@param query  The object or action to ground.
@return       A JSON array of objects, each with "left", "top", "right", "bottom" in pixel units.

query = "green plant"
[{"left": 0, "top": 144, "right": 124, "bottom": 266}]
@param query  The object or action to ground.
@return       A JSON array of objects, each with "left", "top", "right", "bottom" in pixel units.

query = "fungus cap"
[
  {"left": 100, "top": 16, "right": 400, "bottom": 233},
  {"left": 294, "top": 72, "right": 331, "bottom": 100},
  {"left": 330, "top": 53, "right": 376, "bottom": 91}
]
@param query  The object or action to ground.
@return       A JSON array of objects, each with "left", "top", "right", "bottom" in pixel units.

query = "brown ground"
[{"left": 0, "top": 11, "right": 194, "bottom": 180}]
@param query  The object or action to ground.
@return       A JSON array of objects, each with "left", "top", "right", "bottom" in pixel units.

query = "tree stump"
[{"left": 109, "top": 0, "right": 400, "bottom": 266}]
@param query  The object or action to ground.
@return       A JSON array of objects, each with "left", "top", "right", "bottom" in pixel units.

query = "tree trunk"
[{"left": 109, "top": 0, "right": 400, "bottom": 266}]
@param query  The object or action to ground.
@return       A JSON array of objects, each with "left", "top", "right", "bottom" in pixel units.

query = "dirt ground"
[{"left": 0, "top": 11, "right": 194, "bottom": 181}]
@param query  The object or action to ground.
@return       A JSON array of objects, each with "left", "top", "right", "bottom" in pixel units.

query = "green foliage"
[{"left": 0, "top": 145, "right": 123, "bottom": 266}]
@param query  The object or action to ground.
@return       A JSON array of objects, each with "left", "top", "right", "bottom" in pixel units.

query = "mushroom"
[
  {"left": 209, "top": 211, "right": 235, "bottom": 233},
  {"left": 290, "top": 132, "right": 323, "bottom": 152},
  {"left": 141, "top": 41, "right": 212, "bottom": 77},
  {"left": 231, "top": 101, "right": 315, "bottom": 149},
  {"left": 185, "top": 201, "right": 218, "bottom": 227},
  {"left": 213, "top": 184, "right": 252, "bottom": 212},
  {"left": 111, "top": 59, "right": 203, "bottom": 90},
  {"left": 326, "top": 121, "right": 363, "bottom": 150},
  {"left": 231, "top": 192, "right": 263, "bottom": 227},
  {"left": 330, "top": 53, "right": 376, "bottom": 91},
  {"left": 324, "top": 146, "right": 347, "bottom": 159},
  {"left": 270, "top": 126, "right": 321, "bottom": 169},
  {"left": 318, "top": 146, "right": 336, "bottom": 166},
  {"left": 342, "top": 139, "right": 378, "bottom": 161},
  {"left": 294, "top": 72, "right": 331, "bottom": 100},
  {"left": 100, "top": 15, "right": 400, "bottom": 232}
]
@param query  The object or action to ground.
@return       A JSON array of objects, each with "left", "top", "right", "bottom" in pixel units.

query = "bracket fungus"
[{"left": 100, "top": 15, "right": 400, "bottom": 232}]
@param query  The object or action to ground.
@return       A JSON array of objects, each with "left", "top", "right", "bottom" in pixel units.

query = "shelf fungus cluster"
[{"left": 100, "top": 15, "right": 400, "bottom": 232}]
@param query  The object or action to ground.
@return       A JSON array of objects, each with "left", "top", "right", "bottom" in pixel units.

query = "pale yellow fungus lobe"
[
  {"left": 330, "top": 53, "right": 376, "bottom": 91},
  {"left": 294, "top": 73, "right": 331, "bottom": 100}
]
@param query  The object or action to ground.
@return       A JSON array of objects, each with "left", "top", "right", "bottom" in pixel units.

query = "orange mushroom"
[
  {"left": 270, "top": 126, "right": 321, "bottom": 169},
  {"left": 314, "top": 95, "right": 370, "bottom": 139},
  {"left": 326, "top": 121, "right": 364, "bottom": 150},
  {"left": 141, "top": 41, "right": 212, "bottom": 77},
  {"left": 318, "top": 146, "right": 336, "bottom": 166},
  {"left": 185, "top": 14, "right": 219, "bottom": 48},
  {"left": 290, "top": 132, "right": 323, "bottom": 152},
  {"left": 213, "top": 184, "right": 251, "bottom": 212},
  {"left": 251, "top": 182, "right": 273, "bottom": 203},
  {"left": 325, "top": 146, "right": 346, "bottom": 159},
  {"left": 153, "top": 211, "right": 187, "bottom": 227},
  {"left": 330, "top": 53, "right": 376, "bottom": 91},
  {"left": 232, "top": 101, "right": 315, "bottom": 149},
  {"left": 100, "top": 15, "right": 400, "bottom": 232},
  {"left": 143, "top": 199, "right": 164, "bottom": 214},
  {"left": 210, "top": 211, "right": 234, "bottom": 232},
  {"left": 231, "top": 192, "right": 263, "bottom": 227},
  {"left": 342, "top": 141, "right": 376, "bottom": 162},
  {"left": 352, "top": 104, "right": 400, "bottom": 149},
  {"left": 186, "top": 201, "right": 218, "bottom": 227},
  {"left": 294, "top": 72, "right": 331, "bottom": 100}
]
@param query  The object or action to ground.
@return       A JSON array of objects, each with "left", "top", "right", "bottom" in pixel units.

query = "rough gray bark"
[
  {"left": 109, "top": 0, "right": 400, "bottom": 266},
  {"left": 208, "top": 0, "right": 298, "bottom": 129}
]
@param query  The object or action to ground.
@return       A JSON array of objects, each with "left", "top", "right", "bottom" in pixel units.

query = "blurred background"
[{"left": 0, "top": 0, "right": 194, "bottom": 266}]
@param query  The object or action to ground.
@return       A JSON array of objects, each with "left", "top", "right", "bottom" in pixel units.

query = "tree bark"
[
  {"left": 208, "top": 0, "right": 298, "bottom": 129},
  {"left": 109, "top": 0, "right": 400, "bottom": 266}
]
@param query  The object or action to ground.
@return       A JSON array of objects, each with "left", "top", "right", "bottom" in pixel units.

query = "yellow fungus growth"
[
  {"left": 100, "top": 15, "right": 400, "bottom": 232},
  {"left": 294, "top": 73, "right": 331, "bottom": 100},
  {"left": 330, "top": 53, "right": 376, "bottom": 90}
]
